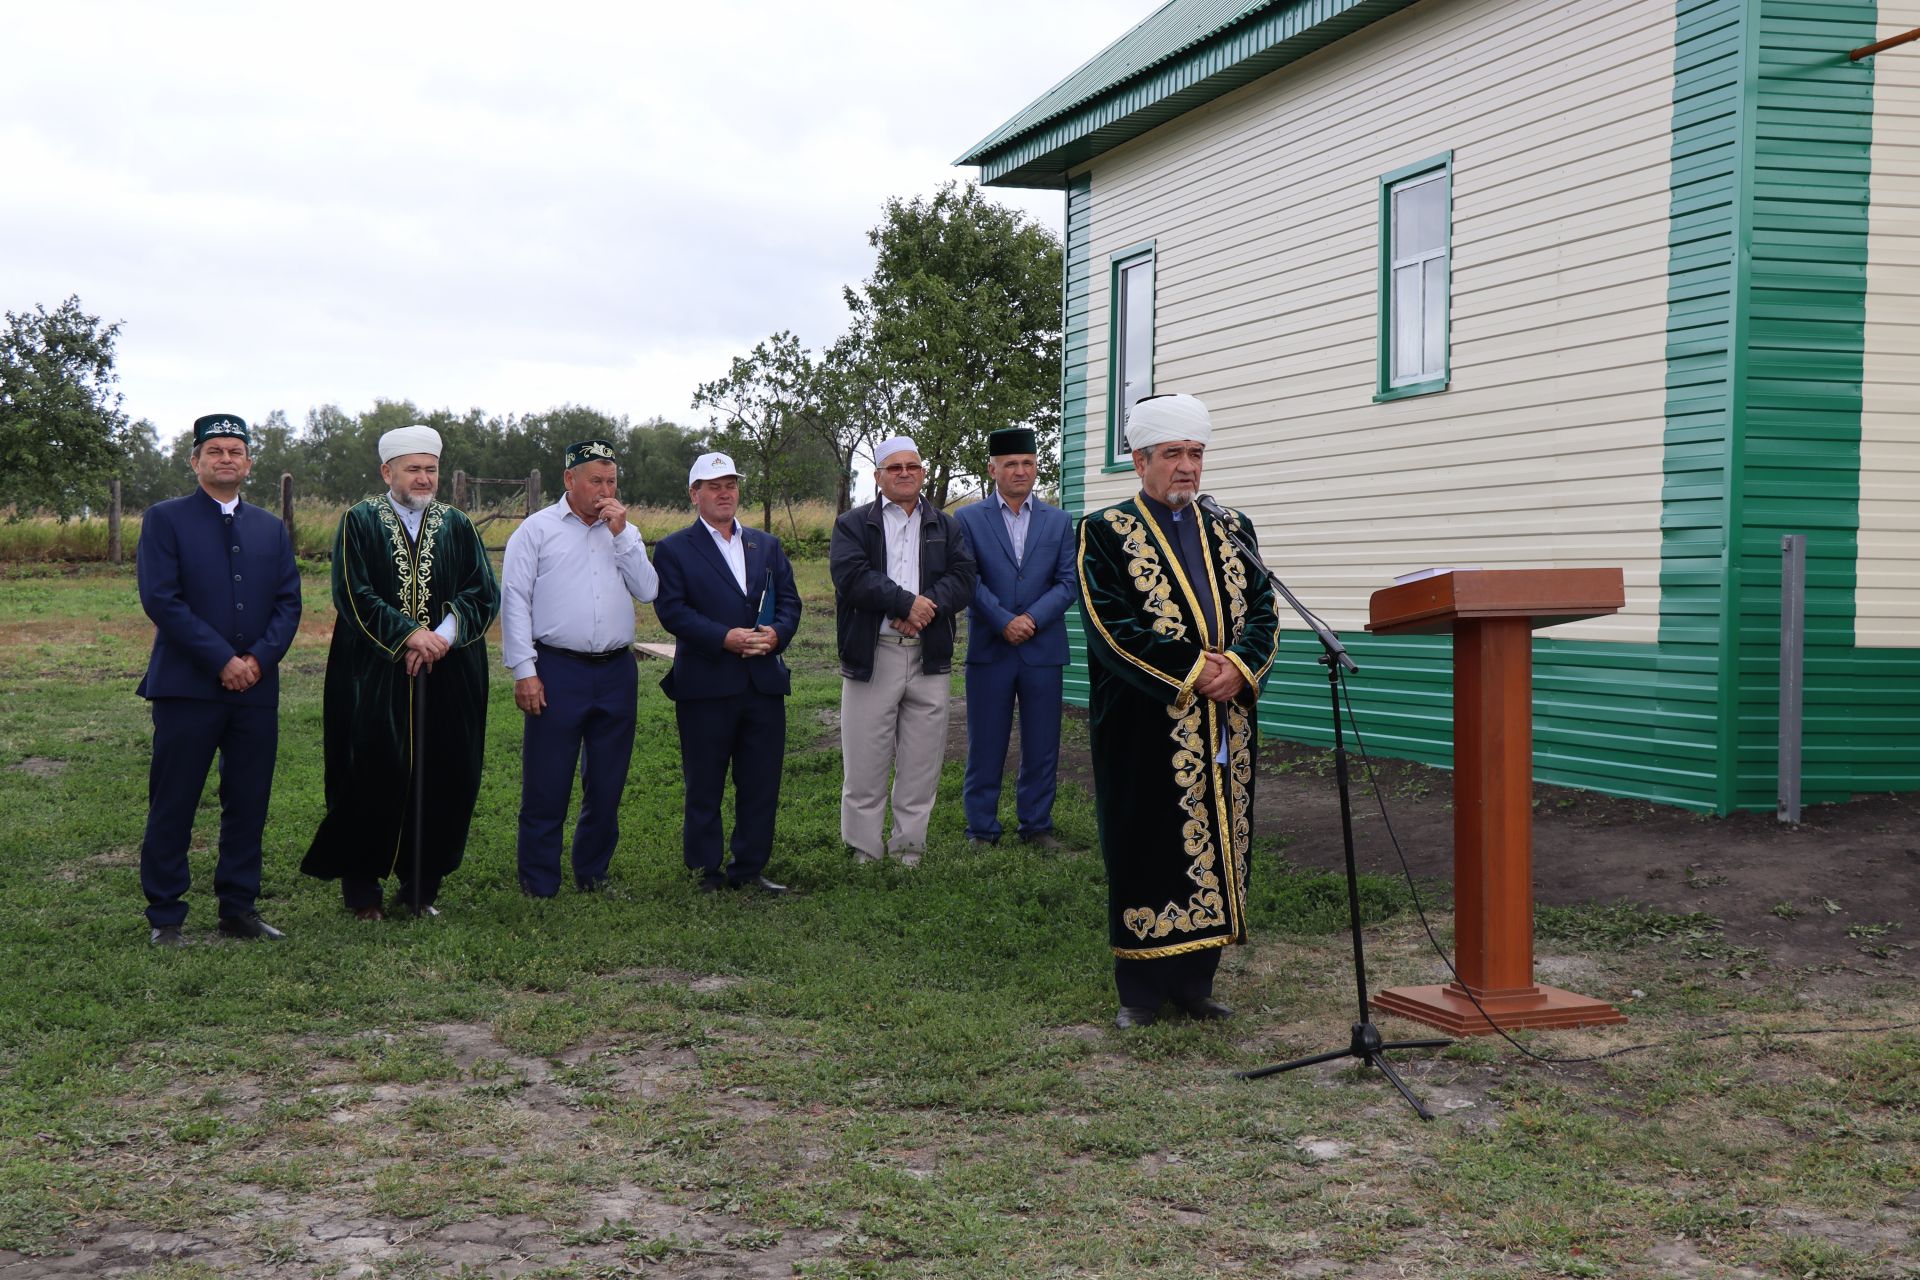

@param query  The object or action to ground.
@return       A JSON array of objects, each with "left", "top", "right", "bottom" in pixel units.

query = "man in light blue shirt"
[{"left": 500, "top": 439, "right": 659, "bottom": 896}]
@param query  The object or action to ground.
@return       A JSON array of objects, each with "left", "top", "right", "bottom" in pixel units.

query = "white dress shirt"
[
  {"left": 703, "top": 517, "right": 748, "bottom": 593},
  {"left": 389, "top": 493, "right": 460, "bottom": 643},
  {"left": 500, "top": 496, "right": 659, "bottom": 679},
  {"left": 878, "top": 496, "right": 922, "bottom": 637}
]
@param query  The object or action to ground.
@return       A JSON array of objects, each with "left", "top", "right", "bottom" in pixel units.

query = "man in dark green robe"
[
  {"left": 1077, "top": 394, "right": 1281, "bottom": 1029},
  {"left": 301, "top": 425, "right": 501, "bottom": 918}
]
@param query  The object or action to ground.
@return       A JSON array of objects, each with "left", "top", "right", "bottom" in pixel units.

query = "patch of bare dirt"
[
  {"left": 7, "top": 755, "right": 66, "bottom": 777},
  {"left": 6, "top": 1021, "right": 841, "bottom": 1278},
  {"left": 1047, "top": 706, "right": 1919, "bottom": 996}
]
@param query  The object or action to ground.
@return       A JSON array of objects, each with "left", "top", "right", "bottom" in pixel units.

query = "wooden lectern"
[{"left": 1365, "top": 569, "right": 1629, "bottom": 1035}]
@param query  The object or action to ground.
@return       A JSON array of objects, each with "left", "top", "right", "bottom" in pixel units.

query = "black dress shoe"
[
  {"left": 218, "top": 912, "right": 286, "bottom": 941},
  {"left": 729, "top": 874, "right": 787, "bottom": 895},
  {"left": 149, "top": 924, "right": 186, "bottom": 948},
  {"left": 1115, "top": 1005, "right": 1158, "bottom": 1029},
  {"left": 1175, "top": 996, "right": 1233, "bottom": 1021},
  {"left": 965, "top": 836, "right": 998, "bottom": 849},
  {"left": 1019, "top": 832, "right": 1062, "bottom": 852},
  {"left": 697, "top": 874, "right": 725, "bottom": 894}
]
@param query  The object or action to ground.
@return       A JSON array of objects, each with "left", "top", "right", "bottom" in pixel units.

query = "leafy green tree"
[
  {"left": 117, "top": 418, "right": 184, "bottom": 509},
  {"left": 693, "top": 331, "right": 823, "bottom": 531},
  {"left": 0, "top": 296, "right": 130, "bottom": 519},
  {"left": 842, "top": 182, "right": 1062, "bottom": 506},
  {"left": 615, "top": 417, "right": 710, "bottom": 509}
]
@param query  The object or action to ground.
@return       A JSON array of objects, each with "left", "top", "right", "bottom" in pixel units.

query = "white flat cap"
[
  {"left": 689, "top": 452, "right": 740, "bottom": 486},
  {"left": 1125, "top": 394, "right": 1212, "bottom": 449},
  {"left": 378, "top": 424, "right": 443, "bottom": 463}
]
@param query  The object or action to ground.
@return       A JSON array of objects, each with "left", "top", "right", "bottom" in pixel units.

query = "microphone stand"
[{"left": 1196, "top": 496, "right": 1450, "bottom": 1120}]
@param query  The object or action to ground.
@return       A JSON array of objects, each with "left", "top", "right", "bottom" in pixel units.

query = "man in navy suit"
[
  {"left": 135, "top": 413, "right": 303, "bottom": 946},
  {"left": 955, "top": 427, "right": 1077, "bottom": 850},
  {"left": 652, "top": 453, "right": 803, "bottom": 893}
]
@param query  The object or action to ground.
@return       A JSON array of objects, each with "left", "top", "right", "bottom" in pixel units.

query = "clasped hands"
[
  {"left": 1194, "top": 650, "right": 1247, "bottom": 704},
  {"left": 403, "top": 627, "right": 451, "bottom": 676},
  {"left": 219, "top": 654, "right": 262, "bottom": 692},
  {"left": 890, "top": 595, "right": 937, "bottom": 638},
  {"left": 1001, "top": 613, "right": 1037, "bottom": 645},
  {"left": 725, "top": 625, "right": 779, "bottom": 658}
]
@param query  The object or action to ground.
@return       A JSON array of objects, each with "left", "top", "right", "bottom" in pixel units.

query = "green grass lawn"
[{"left": 0, "top": 561, "right": 1914, "bottom": 1278}]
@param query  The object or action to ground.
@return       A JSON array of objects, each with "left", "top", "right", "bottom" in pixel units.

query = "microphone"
[{"left": 1195, "top": 493, "right": 1229, "bottom": 522}]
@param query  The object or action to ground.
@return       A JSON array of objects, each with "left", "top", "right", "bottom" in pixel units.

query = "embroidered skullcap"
[
  {"left": 566, "top": 438, "right": 617, "bottom": 469},
  {"left": 1124, "top": 394, "right": 1212, "bottom": 450},
  {"left": 193, "top": 413, "right": 249, "bottom": 446},
  {"left": 873, "top": 435, "right": 919, "bottom": 468},
  {"left": 378, "top": 424, "right": 443, "bottom": 463}
]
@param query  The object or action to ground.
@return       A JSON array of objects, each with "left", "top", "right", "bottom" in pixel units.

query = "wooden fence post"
[
  {"left": 280, "top": 473, "right": 295, "bottom": 538},
  {"left": 108, "top": 478, "right": 123, "bottom": 565},
  {"left": 527, "top": 470, "right": 540, "bottom": 516},
  {"left": 453, "top": 469, "right": 468, "bottom": 510}
]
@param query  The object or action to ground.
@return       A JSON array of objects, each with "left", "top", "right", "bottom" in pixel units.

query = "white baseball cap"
[{"left": 688, "top": 452, "right": 741, "bottom": 486}]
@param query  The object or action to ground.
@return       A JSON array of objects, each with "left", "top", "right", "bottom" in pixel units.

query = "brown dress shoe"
[{"left": 354, "top": 906, "right": 384, "bottom": 922}]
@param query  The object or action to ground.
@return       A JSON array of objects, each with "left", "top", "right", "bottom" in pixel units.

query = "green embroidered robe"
[
  {"left": 1077, "top": 496, "right": 1282, "bottom": 959},
  {"left": 301, "top": 497, "right": 501, "bottom": 886}
]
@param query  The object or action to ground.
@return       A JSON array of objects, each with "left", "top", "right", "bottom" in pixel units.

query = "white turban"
[
  {"left": 873, "top": 435, "right": 919, "bottom": 468},
  {"left": 1125, "top": 394, "right": 1212, "bottom": 450},
  {"left": 378, "top": 425, "right": 443, "bottom": 463}
]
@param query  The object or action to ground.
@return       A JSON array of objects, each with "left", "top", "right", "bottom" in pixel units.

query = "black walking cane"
[{"left": 411, "top": 663, "right": 428, "bottom": 917}]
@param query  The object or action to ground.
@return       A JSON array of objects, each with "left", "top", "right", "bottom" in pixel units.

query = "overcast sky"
[{"left": 4, "top": 1, "right": 1147, "bottom": 448}]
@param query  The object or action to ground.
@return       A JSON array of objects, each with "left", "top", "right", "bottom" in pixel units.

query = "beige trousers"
[{"left": 840, "top": 638, "right": 951, "bottom": 859}]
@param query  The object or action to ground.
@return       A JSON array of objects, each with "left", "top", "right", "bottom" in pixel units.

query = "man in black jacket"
[{"left": 829, "top": 436, "right": 977, "bottom": 866}]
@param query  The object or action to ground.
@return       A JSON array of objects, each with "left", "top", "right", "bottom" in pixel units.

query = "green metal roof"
[{"left": 957, "top": 0, "right": 1423, "bottom": 188}]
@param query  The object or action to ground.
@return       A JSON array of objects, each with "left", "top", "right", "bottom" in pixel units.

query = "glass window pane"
[
  {"left": 1118, "top": 258, "right": 1153, "bottom": 445},
  {"left": 1392, "top": 175, "right": 1445, "bottom": 259},
  {"left": 1392, "top": 264, "right": 1420, "bottom": 382},
  {"left": 1422, "top": 256, "right": 1447, "bottom": 377}
]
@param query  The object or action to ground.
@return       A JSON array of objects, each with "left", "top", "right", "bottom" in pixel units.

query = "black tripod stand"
[{"left": 1195, "top": 497, "right": 1451, "bottom": 1120}]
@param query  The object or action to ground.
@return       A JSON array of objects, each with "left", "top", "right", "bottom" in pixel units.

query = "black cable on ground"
[{"left": 1332, "top": 677, "right": 1920, "bottom": 1066}]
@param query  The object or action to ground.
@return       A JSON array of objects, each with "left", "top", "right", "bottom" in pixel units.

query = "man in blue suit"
[
  {"left": 955, "top": 427, "right": 1078, "bottom": 850},
  {"left": 652, "top": 453, "right": 803, "bottom": 893},
  {"left": 135, "top": 413, "right": 303, "bottom": 946}
]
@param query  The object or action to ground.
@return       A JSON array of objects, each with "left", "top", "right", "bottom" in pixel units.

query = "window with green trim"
[
  {"left": 1107, "top": 242, "right": 1155, "bottom": 464},
  {"left": 1377, "top": 154, "right": 1451, "bottom": 400}
]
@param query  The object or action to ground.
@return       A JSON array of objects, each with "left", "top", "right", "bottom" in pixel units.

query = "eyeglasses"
[{"left": 881, "top": 462, "right": 924, "bottom": 476}]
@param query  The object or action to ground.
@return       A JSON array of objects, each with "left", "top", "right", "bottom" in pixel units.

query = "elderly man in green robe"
[
  {"left": 1077, "top": 393, "right": 1282, "bottom": 1029},
  {"left": 302, "top": 425, "right": 501, "bottom": 919}
]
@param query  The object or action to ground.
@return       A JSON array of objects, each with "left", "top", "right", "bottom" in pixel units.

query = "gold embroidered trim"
[
  {"left": 1133, "top": 502, "right": 1213, "bottom": 650},
  {"left": 1076, "top": 507, "right": 1190, "bottom": 701},
  {"left": 1112, "top": 933, "right": 1232, "bottom": 960},
  {"left": 1107, "top": 508, "right": 1187, "bottom": 642},
  {"left": 372, "top": 497, "right": 447, "bottom": 625},
  {"left": 1118, "top": 700, "right": 1228, "bottom": 942}
]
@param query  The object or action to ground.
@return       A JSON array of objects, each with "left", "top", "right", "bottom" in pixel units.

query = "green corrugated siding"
[
  {"left": 1061, "top": 175, "right": 1095, "bottom": 710},
  {"left": 1730, "top": 0, "right": 1920, "bottom": 807}
]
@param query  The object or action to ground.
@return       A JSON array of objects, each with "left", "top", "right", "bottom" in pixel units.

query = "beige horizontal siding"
[
  {"left": 1073, "top": 0, "right": 1674, "bottom": 642},
  {"left": 1860, "top": 1, "right": 1920, "bottom": 648}
]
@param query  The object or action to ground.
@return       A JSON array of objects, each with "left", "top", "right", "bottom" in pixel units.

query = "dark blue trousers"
[
  {"left": 140, "top": 698, "right": 278, "bottom": 927},
  {"left": 962, "top": 659, "right": 1064, "bottom": 842},
  {"left": 516, "top": 649, "right": 638, "bottom": 896},
  {"left": 675, "top": 690, "right": 785, "bottom": 884}
]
